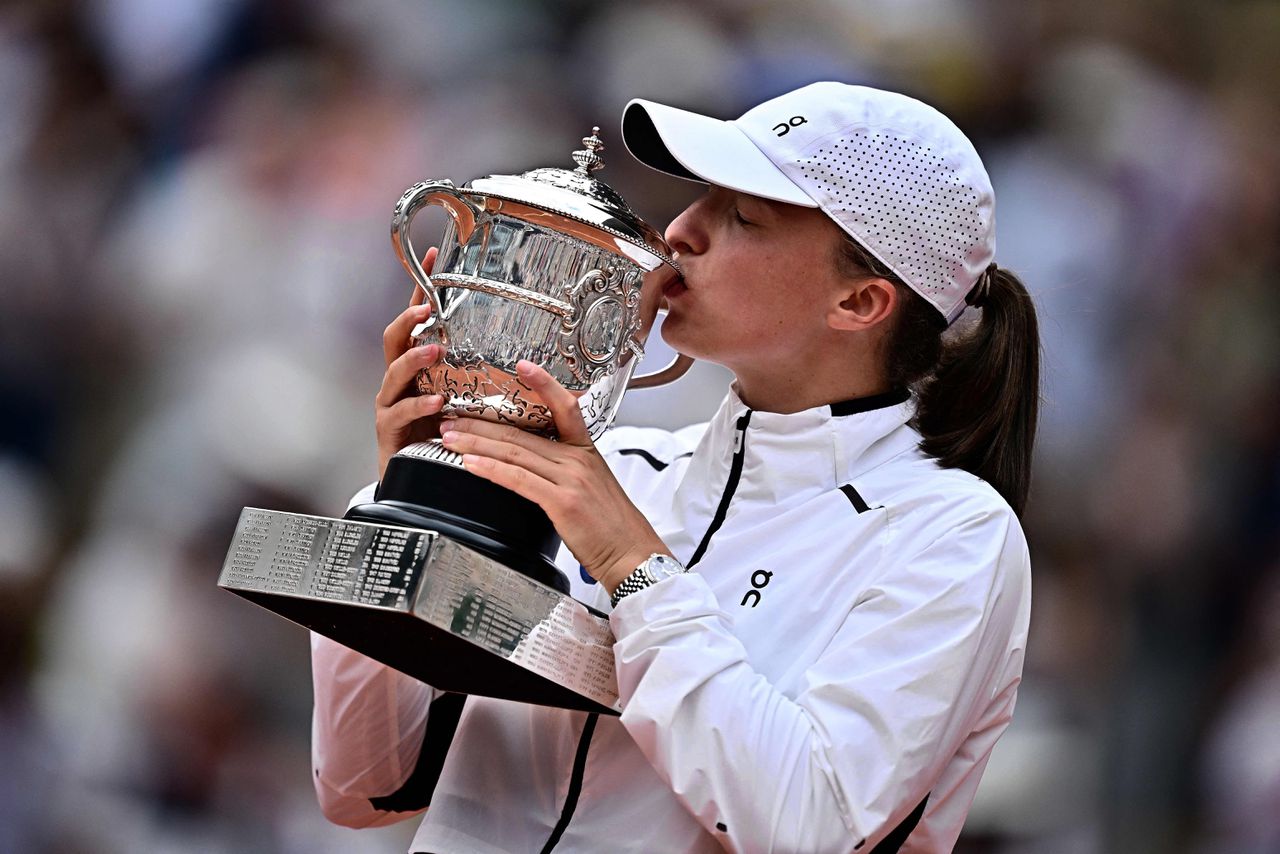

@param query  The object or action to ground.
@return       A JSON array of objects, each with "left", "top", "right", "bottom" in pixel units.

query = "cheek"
[
  {"left": 746, "top": 285, "right": 838, "bottom": 357},
  {"left": 709, "top": 294, "right": 793, "bottom": 354}
]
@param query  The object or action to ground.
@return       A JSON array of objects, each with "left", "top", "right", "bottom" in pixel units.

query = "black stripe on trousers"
[{"left": 539, "top": 713, "right": 599, "bottom": 853}]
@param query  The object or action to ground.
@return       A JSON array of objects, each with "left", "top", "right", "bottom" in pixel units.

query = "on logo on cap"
[{"left": 773, "top": 116, "right": 808, "bottom": 137}]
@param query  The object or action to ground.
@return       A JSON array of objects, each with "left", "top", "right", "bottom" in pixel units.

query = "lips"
[{"left": 662, "top": 276, "right": 688, "bottom": 300}]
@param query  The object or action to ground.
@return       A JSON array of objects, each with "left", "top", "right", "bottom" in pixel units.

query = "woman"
[{"left": 312, "top": 82, "right": 1040, "bottom": 853}]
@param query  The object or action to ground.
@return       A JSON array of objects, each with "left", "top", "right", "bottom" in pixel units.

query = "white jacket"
[{"left": 311, "top": 388, "right": 1031, "bottom": 853}]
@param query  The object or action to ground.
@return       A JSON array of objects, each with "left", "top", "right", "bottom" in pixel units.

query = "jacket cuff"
[{"left": 609, "top": 572, "right": 720, "bottom": 641}]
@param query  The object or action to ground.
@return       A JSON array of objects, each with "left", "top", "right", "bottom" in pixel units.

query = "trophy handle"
[
  {"left": 391, "top": 180, "right": 480, "bottom": 346},
  {"left": 627, "top": 352, "right": 695, "bottom": 389}
]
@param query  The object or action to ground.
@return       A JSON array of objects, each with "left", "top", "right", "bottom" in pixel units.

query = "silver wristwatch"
[{"left": 610, "top": 553, "right": 687, "bottom": 607}]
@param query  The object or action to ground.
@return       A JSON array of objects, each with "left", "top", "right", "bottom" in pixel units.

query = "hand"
[
  {"left": 376, "top": 246, "right": 446, "bottom": 479},
  {"left": 439, "top": 360, "right": 669, "bottom": 594}
]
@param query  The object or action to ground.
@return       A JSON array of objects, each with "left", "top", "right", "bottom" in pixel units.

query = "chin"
[
  {"left": 658, "top": 317, "right": 691, "bottom": 354},
  {"left": 658, "top": 322, "right": 721, "bottom": 366}
]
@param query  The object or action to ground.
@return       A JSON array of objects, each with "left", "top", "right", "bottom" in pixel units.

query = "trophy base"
[
  {"left": 219, "top": 508, "right": 620, "bottom": 715},
  {"left": 365, "top": 446, "right": 569, "bottom": 595}
]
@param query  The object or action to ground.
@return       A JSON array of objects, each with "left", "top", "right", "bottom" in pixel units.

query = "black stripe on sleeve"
[
  {"left": 868, "top": 793, "right": 930, "bottom": 854},
  {"left": 839, "top": 483, "right": 873, "bottom": 514},
  {"left": 615, "top": 448, "right": 693, "bottom": 471},
  {"left": 368, "top": 693, "right": 466, "bottom": 814}
]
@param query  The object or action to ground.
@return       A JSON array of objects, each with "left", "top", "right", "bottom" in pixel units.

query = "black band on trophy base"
[{"left": 359, "top": 451, "right": 569, "bottom": 595}]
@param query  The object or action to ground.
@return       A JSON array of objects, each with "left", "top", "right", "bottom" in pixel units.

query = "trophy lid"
[{"left": 465, "top": 128, "right": 679, "bottom": 273}]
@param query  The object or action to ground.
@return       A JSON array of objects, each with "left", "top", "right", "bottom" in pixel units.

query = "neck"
[
  {"left": 731, "top": 353, "right": 891, "bottom": 414},
  {"left": 734, "top": 378, "right": 894, "bottom": 414}
]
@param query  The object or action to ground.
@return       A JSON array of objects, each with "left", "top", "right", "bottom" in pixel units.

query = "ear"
[{"left": 829, "top": 277, "right": 897, "bottom": 332}]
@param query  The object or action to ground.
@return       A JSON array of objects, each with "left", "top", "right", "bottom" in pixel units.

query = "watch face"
[{"left": 646, "top": 554, "right": 685, "bottom": 582}]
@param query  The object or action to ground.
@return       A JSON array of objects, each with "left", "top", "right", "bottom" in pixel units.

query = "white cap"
[{"left": 621, "top": 81, "right": 996, "bottom": 324}]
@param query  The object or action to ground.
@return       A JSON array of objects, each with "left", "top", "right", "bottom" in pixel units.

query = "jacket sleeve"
[
  {"left": 610, "top": 509, "right": 1030, "bottom": 852},
  {"left": 310, "top": 481, "right": 441, "bottom": 828},
  {"left": 310, "top": 633, "right": 438, "bottom": 827}
]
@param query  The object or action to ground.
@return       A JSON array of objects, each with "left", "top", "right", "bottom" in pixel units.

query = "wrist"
[
  {"left": 601, "top": 543, "right": 668, "bottom": 596},
  {"left": 608, "top": 552, "right": 688, "bottom": 607},
  {"left": 604, "top": 537, "right": 675, "bottom": 591}
]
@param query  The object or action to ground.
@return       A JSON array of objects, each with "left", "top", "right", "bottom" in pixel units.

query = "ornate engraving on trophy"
[
  {"left": 557, "top": 265, "right": 643, "bottom": 386},
  {"left": 578, "top": 388, "right": 612, "bottom": 436},
  {"left": 408, "top": 204, "right": 654, "bottom": 439},
  {"left": 421, "top": 355, "right": 556, "bottom": 432}
]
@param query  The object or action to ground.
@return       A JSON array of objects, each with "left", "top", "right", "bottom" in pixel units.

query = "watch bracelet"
[{"left": 610, "top": 565, "right": 652, "bottom": 607}]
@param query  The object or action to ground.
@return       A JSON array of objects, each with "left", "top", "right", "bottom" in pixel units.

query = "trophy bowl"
[
  {"left": 393, "top": 126, "right": 688, "bottom": 439},
  {"left": 358, "top": 127, "right": 690, "bottom": 596},
  {"left": 219, "top": 129, "right": 691, "bottom": 714}
]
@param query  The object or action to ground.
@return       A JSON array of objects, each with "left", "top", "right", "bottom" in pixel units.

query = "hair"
[{"left": 835, "top": 236, "right": 1041, "bottom": 516}]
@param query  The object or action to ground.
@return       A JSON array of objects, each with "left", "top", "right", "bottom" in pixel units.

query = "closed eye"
[{"left": 732, "top": 207, "right": 753, "bottom": 226}]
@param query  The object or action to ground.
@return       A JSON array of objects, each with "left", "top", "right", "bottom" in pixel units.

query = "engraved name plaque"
[{"left": 219, "top": 508, "right": 620, "bottom": 715}]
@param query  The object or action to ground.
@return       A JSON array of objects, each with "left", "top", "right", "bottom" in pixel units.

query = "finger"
[
  {"left": 384, "top": 302, "right": 434, "bottom": 365},
  {"left": 515, "top": 360, "right": 591, "bottom": 445},
  {"left": 375, "top": 344, "right": 441, "bottom": 407},
  {"left": 440, "top": 428, "right": 562, "bottom": 482},
  {"left": 460, "top": 453, "right": 554, "bottom": 507},
  {"left": 439, "top": 416, "right": 584, "bottom": 470},
  {"left": 378, "top": 393, "right": 445, "bottom": 433},
  {"left": 438, "top": 415, "right": 557, "bottom": 450},
  {"left": 407, "top": 246, "right": 439, "bottom": 308}
]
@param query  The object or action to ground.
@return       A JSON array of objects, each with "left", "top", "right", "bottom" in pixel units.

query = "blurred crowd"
[{"left": 1, "top": 0, "right": 1277, "bottom": 852}]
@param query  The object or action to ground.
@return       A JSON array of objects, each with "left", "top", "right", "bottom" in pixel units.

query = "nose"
[{"left": 664, "top": 191, "right": 711, "bottom": 258}]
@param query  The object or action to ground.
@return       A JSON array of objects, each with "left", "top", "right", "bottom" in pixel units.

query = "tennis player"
[{"left": 313, "top": 81, "right": 1040, "bottom": 853}]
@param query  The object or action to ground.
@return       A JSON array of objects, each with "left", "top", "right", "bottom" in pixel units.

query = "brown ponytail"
[{"left": 836, "top": 237, "right": 1042, "bottom": 516}]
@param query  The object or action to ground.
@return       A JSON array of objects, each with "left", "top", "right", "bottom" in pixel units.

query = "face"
[{"left": 658, "top": 186, "right": 854, "bottom": 376}]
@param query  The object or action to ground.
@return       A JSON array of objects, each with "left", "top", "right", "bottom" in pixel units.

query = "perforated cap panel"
[
  {"left": 734, "top": 83, "right": 996, "bottom": 323},
  {"left": 795, "top": 128, "right": 987, "bottom": 308}
]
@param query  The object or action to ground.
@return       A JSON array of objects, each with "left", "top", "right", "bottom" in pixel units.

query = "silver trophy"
[{"left": 219, "top": 129, "right": 689, "bottom": 714}]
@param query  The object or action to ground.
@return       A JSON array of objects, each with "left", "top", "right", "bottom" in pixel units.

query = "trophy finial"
[{"left": 572, "top": 127, "right": 605, "bottom": 175}]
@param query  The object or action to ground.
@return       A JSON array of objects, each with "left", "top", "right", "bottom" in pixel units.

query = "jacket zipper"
[
  {"left": 687, "top": 410, "right": 752, "bottom": 569},
  {"left": 537, "top": 412, "right": 750, "bottom": 848}
]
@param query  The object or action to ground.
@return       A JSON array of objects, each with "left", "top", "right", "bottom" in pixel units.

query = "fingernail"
[
  {"left": 516, "top": 360, "right": 535, "bottom": 375},
  {"left": 439, "top": 418, "right": 456, "bottom": 434},
  {"left": 418, "top": 343, "right": 438, "bottom": 357}
]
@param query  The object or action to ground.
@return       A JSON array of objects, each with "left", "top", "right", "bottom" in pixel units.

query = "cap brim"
[{"left": 621, "top": 99, "right": 817, "bottom": 208}]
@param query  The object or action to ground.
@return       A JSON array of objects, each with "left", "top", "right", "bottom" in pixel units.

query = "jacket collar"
[{"left": 679, "top": 385, "right": 921, "bottom": 509}]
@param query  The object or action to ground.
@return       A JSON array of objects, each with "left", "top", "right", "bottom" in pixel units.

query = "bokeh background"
[{"left": 2, "top": 0, "right": 1278, "bottom": 851}]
